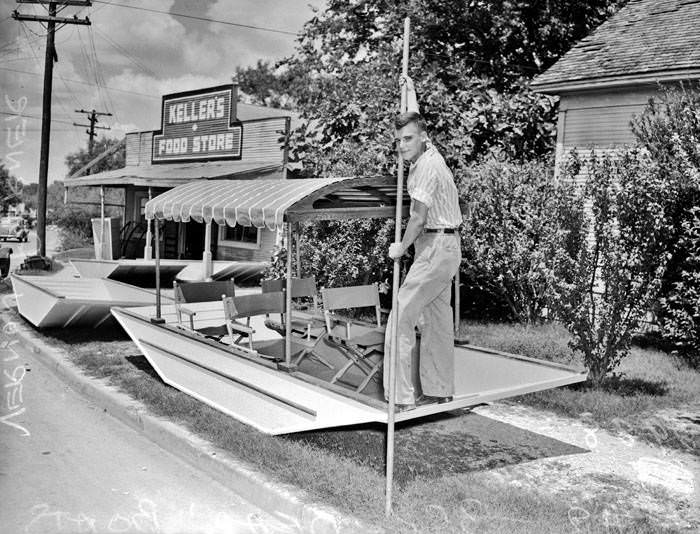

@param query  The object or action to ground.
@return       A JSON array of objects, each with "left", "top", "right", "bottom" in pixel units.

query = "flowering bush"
[{"left": 554, "top": 150, "right": 670, "bottom": 385}]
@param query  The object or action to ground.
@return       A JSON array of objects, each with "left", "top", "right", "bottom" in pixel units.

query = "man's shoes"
[
  {"left": 394, "top": 402, "right": 416, "bottom": 412},
  {"left": 416, "top": 394, "right": 454, "bottom": 405}
]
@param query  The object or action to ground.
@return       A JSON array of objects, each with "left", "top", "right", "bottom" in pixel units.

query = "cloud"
[{"left": 0, "top": 0, "right": 324, "bottom": 182}]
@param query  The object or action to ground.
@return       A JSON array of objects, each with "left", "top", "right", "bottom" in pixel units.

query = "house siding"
[{"left": 553, "top": 85, "right": 673, "bottom": 175}]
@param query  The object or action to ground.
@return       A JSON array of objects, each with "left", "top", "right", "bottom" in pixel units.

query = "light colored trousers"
[{"left": 383, "top": 232, "right": 461, "bottom": 404}]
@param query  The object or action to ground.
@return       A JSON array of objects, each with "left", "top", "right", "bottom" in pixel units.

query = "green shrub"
[
  {"left": 460, "top": 157, "right": 586, "bottom": 323},
  {"left": 659, "top": 207, "right": 700, "bottom": 365},
  {"left": 631, "top": 85, "right": 700, "bottom": 360},
  {"left": 264, "top": 218, "right": 395, "bottom": 301},
  {"left": 48, "top": 206, "right": 97, "bottom": 251}
]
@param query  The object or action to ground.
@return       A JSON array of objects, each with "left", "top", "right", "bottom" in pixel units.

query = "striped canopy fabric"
[{"left": 145, "top": 177, "right": 354, "bottom": 230}]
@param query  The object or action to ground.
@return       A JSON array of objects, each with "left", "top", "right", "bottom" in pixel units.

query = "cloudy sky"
[{"left": 0, "top": 0, "right": 324, "bottom": 184}]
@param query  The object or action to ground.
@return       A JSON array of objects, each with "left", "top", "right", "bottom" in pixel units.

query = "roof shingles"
[{"left": 532, "top": 0, "right": 700, "bottom": 90}]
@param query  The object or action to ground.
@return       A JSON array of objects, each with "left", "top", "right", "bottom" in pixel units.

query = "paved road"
[{"left": 0, "top": 340, "right": 301, "bottom": 534}]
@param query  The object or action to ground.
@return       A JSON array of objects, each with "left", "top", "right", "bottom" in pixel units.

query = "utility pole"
[
  {"left": 12, "top": 0, "right": 91, "bottom": 257},
  {"left": 74, "top": 109, "right": 111, "bottom": 173}
]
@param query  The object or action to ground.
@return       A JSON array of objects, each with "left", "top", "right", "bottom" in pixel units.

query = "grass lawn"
[{"left": 9, "top": 298, "right": 697, "bottom": 532}]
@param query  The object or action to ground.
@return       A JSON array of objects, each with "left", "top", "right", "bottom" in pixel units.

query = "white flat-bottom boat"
[
  {"left": 11, "top": 274, "right": 170, "bottom": 329},
  {"left": 112, "top": 302, "right": 588, "bottom": 435},
  {"left": 69, "top": 258, "right": 267, "bottom": 286}
]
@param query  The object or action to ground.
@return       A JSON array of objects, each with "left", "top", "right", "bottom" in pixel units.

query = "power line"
[
  {"left": 92, "top": 0, "right": 299, "bottom": 36},
  {"left": 0, "top": 65, "right": 160, "bottom": 99},
  {"left": 87, "top": 25, "right": 112, "bottom": 115},
  {"left": 18, "top": 21, "right": 84, "bottom": 139},
  {"left": 0, "top": 110, "right": 81, "bottom": 127},
  {"left": 92, "top": 25, "right": 158, "bottom": 79}
]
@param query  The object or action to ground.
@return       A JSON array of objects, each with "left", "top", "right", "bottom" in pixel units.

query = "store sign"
[{"left": 152, "top": 84, "right": 242, "bottom": 163}]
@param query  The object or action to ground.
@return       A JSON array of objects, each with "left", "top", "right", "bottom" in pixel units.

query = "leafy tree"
[
  {"left": 64, "top": 136, "right": 125, "bottom": 177},
  {"left": 268, "top": 0, "right": 630, "bottom": 311},
  {"left": 56, "top": 138, "right": 126, "bottom": 251},
  {"left": 18, "top": 182, "right": 37, "bottom": 211},
  {"left": 282, "top": 0, "right": 629, "bottom": 179},
  {"left": 235, "top": 60, "right": 304, "bottom": 109},
  {"left": 554, "top": 150, "right": 670, "bottom": 385},
  {"left": 0, "top": 163, "right": 24, "bottom": 213}
]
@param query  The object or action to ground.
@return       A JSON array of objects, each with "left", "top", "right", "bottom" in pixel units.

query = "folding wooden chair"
[
  {"left": 221, "top": 291, "right": 318, "bottom": 363},
  {"left": 221, "top": 291, "right": 282, "bottom": 351},
  {"left": 321, "top": 283, "right": 388, "bottom": 393},
  {"left": 173, "top": 279, "right": 235, "bottom": 338},
  {"left": 261, "top": 277, "right": 331, "bottom": 369}
]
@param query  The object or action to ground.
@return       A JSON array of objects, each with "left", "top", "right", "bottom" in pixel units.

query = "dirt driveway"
[{"left": 468, "top": 402, "right": 699, "bottom": 531}]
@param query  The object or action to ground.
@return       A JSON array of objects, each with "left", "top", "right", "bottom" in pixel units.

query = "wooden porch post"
[
  {"left": 203, "top": 221, "right": 213, "bottom": 280},
  {"left": 154, "top": 217, "right": 162, "bottom": 321},
  {"left": 144, "top": 187, "right": 153, "bottom": 260},
  {"left": 284, "top": 221, "right": 293, "bottom": 367},
  {"left": 295, "top": 222, "right": 301, "bottom": 278},
  {"left": 99, "top": 186, "right": 105, "bottom": 260}
]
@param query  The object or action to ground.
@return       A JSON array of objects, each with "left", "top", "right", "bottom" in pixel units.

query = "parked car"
[{"left": 0, "top": 216, "right": 29, "bottom": 242}]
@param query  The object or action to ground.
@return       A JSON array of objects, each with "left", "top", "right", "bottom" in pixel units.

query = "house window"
[{"left": 218, "top": 224, "right": 261, "bottom": 249}]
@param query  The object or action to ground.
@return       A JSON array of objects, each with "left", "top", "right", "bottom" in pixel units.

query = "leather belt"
[{"left": 425, "top": 228, "right": 457, "bottom": 234}]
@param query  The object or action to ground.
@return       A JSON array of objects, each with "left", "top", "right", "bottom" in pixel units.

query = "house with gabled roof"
[{"left": 531, "top": 0, "right": 700, "bottom": 174}]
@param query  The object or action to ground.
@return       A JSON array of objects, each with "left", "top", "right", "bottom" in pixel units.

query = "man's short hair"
[{"left": 394, "top": 111, "right": 427, "bottom": 132}]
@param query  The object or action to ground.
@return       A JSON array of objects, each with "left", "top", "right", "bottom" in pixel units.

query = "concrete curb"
[{"left": 1, "top": 311, "right": 374, "bottom": 534}]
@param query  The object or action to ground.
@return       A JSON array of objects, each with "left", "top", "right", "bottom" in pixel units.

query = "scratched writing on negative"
[
  {"left": 25, "top": 499, "right": 308, "bottom": 534},
  {"left": 4, "top": 94, "right": 28, "bottom": 171},
  {"left": 1, "top": 319, "right": 29, "bottom": 437}
]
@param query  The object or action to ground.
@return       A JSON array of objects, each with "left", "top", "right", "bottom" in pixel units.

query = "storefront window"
[{"left": 218, "top": 224, "right": 260, "bottom": 249}]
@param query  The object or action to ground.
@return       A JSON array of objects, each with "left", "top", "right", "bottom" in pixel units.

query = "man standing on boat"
[{"left": 384, "top": 75, "right": 462, "bottom": 410}]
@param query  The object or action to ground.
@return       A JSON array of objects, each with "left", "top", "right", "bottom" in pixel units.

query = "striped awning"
[{"left": 145, "top": 176, "right": 405, "bottom": 229}]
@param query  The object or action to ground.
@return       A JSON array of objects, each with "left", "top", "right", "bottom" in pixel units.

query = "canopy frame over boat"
[{"left": 145, "top": 175, "right": 411, "bottom": 369}]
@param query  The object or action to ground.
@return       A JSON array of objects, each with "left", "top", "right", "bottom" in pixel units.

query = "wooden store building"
[{"left": 65, "top": 81, "right": 294, "bottom": 266}]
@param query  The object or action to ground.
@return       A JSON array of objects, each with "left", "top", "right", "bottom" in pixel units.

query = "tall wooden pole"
[
  {"left": 385, "top": 16, "right": 410, "bottom": 518},
  {"left": 36, "top": 2, "right": 56, "bottom": 257},
  {"left": 12, "top": 1, "right": 92, "bottom": 256}
]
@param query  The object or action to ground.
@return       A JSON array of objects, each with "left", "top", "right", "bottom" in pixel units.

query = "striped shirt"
[{"left": 407, "top": 144, "right": 462, "bottom": 228}]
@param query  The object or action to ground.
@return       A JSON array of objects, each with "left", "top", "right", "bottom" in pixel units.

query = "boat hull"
[
  {"left": 11, "top": 274, "right": 165, "bottom": 329},
  {"left": 112, "top": 304, "right": 588, "bottom": 434}
]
